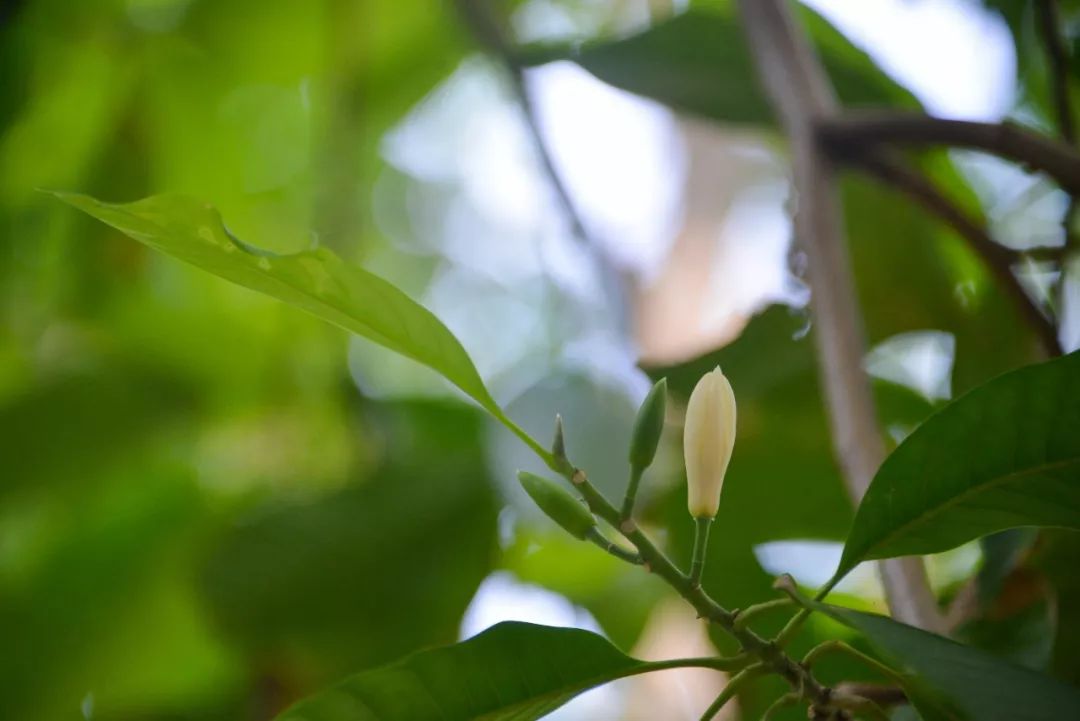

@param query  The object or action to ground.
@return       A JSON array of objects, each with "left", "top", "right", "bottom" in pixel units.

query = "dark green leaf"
[
  {"left": 521, "top": 6, "right": 914, "bottom": 129},
  {"left": 815, "top": 603, "right": 1080, "bottom": 721},
  {"left": 0, "top": 465, "right": 208, "bottom": 720},
  {"left": 0, "top": 363, "right": 196, "bottom": 500},
  {"left": 1034, "top": 529, "right": 1080, "bottom": 685},
  {"left": 53, "top": 192, "right": 547, "bottom": 458},
  {"left": 834, "top": 351, "right": 1080, "bottom": 581},
  {"left": 976, "top": 529, "right": 1040, "bottom": 606},
  {"left": 959, "top": 597, "right": 1055, "bottom": 672},
  {"left": 276, "top": 622, "right": 716, "bottom": 721},
  {"left": 202, "top": 400, "right": 498, "bottom": 681}
]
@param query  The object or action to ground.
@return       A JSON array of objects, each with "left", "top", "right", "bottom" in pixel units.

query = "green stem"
[
  {"left": 690, "top": 516, "right": 713, "bottom": 588},
  {"left": 773, "top": 572, "right": 837, "bottom": 648},
  {"left": 554, "top": 465, "right": 833, "bottom": 710},
  {"left": 803, "top": 640, "right": 907, "bottom": 688},
  {"left": 620, "top": 464, "right": 645, "bottom": 521},
  {"left": 732, "top": 598, "right": 795, "bottom": 631},
  {"left": 699, "top": 664, "right": 766, "bottom": 721},
  {"left": 585, "top": 526, "right": 643, "bottom": 565},
  {"left": 647, "top": 654, "right": 753, "bottom": 674},
  {"left": 761, "top": 692, "right": 801, "bottom": 720},
  {"left": 774, "top": 608, "right": 811, "bottom": 649},
  {"left": 497, "top": 412, "right": 556, "bottom": 467}
]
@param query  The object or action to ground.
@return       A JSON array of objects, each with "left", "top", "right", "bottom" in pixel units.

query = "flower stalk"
[
  {"left": 532, "top": 378, "right": 884, "bottom": 718},
  {"left": 689, "top": 516, "right": 712, "bottom": 588},
  {"left": 543, "top": 460, "right": 834, "bottom": 713}
]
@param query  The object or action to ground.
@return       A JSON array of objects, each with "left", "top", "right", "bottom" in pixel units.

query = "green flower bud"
[
  {"left": 684, "top": 367, "right": 736, "bottom": 519},
  {"left": 552, "top": 414, "right": 568, "bottom": 461},
  {"left": 629, "top": 378, "right": 667, "bottom": 471},
  {"left": 517, "top": 471, "right": 596, "bottom": 540}
]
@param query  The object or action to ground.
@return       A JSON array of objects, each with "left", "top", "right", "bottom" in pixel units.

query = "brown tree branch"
[
  {"left": 735, "top": 0, "right": 944, "bottom": 633},
  {"left": 819, "top": 111, "right": 1080, "bottom": 195},
  {"left": 453, "top": 0, "right": 589, "bottom": 244},
  {"left": 835, "top": 148, "right": 1063, "bottom": 356},
  {"left": 454, "top": 0, "right": 629, "bottom": 328}
]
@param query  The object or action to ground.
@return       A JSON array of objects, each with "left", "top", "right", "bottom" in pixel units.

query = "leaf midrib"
[
  {"left": 843, "top": 455, "right": 1080, "bottom": 572},
  {"left": 87, "top": 198, "right": 495, "bottom": 410}
]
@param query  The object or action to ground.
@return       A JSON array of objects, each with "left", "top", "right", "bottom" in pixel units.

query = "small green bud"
[
  {"left": 552, "top": 414, "right": 567, "bottom": 461},
  {"left": 517, "top": 471, "right": 596, "bottom": 540},
  {"left": 629, "top": 378, "right": 667, "bottom": 471}
]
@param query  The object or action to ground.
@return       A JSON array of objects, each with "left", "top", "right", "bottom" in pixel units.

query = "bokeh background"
[{"left": 3, "top": 0, "right": 1080, "bottom": 719}]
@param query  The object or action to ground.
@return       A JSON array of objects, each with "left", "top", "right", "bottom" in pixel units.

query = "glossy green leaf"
[
  {"left": 276, "top": 621, "right": 721, "bottom": 721},
  {"left": 521, "top": 6, "right": 914, "bottom": 129},
  {"left": 834, "top": 350, "right": 1080, "bottom": 582},
  {"left": 815, "top": 603, "right": 1080, "bottom": 721},
  {"left": 53, "top": 192, "right": 547, "bottom": 457}
]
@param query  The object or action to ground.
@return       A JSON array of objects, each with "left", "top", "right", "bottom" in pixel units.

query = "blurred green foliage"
[
  {"left": 3, "top": 1, "right": 1080, "bottom": 720},
  {"left": 1, "top": 1, "right": 484, "bottom": 718}
]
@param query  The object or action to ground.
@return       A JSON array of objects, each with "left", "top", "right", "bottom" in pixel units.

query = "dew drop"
[{"left": 257, "top": 257, "right": 271, "bottom": 270}]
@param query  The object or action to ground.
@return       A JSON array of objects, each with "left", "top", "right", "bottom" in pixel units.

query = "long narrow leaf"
[{"left": 54, "top": 192, "right": 548, "bottom": 458}]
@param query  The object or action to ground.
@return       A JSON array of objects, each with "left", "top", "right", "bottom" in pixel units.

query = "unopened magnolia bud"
[
  {"left": 517, "top": 471, "right": 596, "bottom": 540},
  {"left": 629, "top": 378, "right": 667, "bottom": 471},
  {"left": 683, "top": 367, "right": 736, "bottom": 519}
]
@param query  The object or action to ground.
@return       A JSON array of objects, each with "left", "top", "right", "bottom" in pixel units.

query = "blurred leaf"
[
  {"left": 961, "top": 530, "right": 1055, "bottom": 672},
  {"left": 202, "top": 400, "right": 498, "bottom": 684},
  {"left": 0, "top": 464, "right": 219, "bottom": 721},
  {"left": 834, "top": 351, "right": 1080, "bottom": 583},
  {"left": 959, "top": 595, "right": 1055, "bottom": 671},
  {"left": 654, "top": 307, "right": 851, "bottom": 546},
  {"left": 531, "top": 1, "right": 1042, "bottom": 388},
  {"left": 54, "top": 193, "right": 547, "bottom": 456},
  {"left": 1033, "top": 529, "right": 1080, "bottom": 685},
  {"left": 977, "top": 529, "right": 1040, "bottom": 605},
  {"left": 521, "top": 5, "right": 914, "bottom": 128},
  {"left": 275, "top": 622, "right": 717, "bottom": 721},
  {"left": 840, "top": 155, "right": 1043, "bottom": 395},
  {"left": 501, "top": 529, "right": 665, "bottom": 650},
  {"left": 815, "top": 603, "right": 1080, "bottom": 720},
  {"left": 0, "top": 35, "right": 133, "bottom": 205},
  {"left": 977, "top": 0, "right": 1080, "bottom": 130},
  {"left": 651, "top": 308, "right": 938, "bottom": 602},
  {"left": 0, "top": 363, "right": 197, "bottom": 500}
]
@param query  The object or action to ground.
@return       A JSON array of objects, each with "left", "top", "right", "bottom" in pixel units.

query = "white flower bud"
[{"left": 683, "top": 367, "right": 736, "bottom": 519}]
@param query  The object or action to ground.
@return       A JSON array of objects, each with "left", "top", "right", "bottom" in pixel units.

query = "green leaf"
[
  {"left": 202, "top": 400, "right": 498, "bottom": 682},
  {"left": 521, "top": 6, "right": 914, "bottom": 129},
  {"left": 1034, "top": 529, "right": 1080, "bottom": 686},
  {"left": 0, "top": 362, "right": 196, "bottom": 501},
  {"left": 52, "top": 192, "right": 547, "bottom": 458},
  {"left": 814, "top": 603, "right": 1080, "bottom": 721},
  {"left": 275, "top": 621, "right": 721, "bottom": 721},
  {"left": 833, "top": 350, "right": 1080, "bottom": 582}
]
